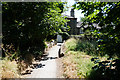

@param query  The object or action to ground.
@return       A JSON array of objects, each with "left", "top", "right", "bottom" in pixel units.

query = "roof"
[
  {"left": 77, "top": 22, "right": 101, "bottom": 29},
  {"left": 62, "top": 14, "right": 76, "bottom": 19},
  {"left": 77, "top": 21, "right": 83, "bottom": 27}
]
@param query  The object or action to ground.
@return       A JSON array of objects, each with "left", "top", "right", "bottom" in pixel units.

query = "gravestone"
[{"left": 57, "top": 35, "right": 62, "bottom": 43}]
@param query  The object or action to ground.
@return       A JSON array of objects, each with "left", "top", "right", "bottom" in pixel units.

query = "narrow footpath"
[{"left": 25, "top": 45, "right": 61, "bottom": 78}]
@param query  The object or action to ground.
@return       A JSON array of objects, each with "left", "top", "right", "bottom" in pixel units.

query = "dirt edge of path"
[{"left": 56, "top": 57, "right": 64, "bottom": 78}]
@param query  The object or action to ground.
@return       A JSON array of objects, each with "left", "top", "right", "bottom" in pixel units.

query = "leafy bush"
[
  {"left": 65, "top": 38, "right": 98, "bottom": 56},
  {"left": 79, "top": 40, "right": 97, "bottom": 56},
  {"left": 65, "top": 38, "right": 77, "bottom": 51},
  {"left": 88, "top": 57, "right": 120, "bottom": 80},
  {"left": 59, "top": 32, "right": 70, "bottom": 41}
]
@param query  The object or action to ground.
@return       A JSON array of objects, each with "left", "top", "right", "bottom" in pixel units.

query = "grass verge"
[{"left": 62, "top": 51, "right": 95, "bottom": 78}]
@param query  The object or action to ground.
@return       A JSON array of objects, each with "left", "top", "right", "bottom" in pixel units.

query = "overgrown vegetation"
[
  {"left": 63, "top": 38, "right": 109, "bottom": 78},
  {"left": 65, "top": 38, "right": 98, "bottom": 56},
  {"left": 73, "top": 2, "right": 120, "bottom": 56},
  {"left": 72, "top": 2, "right": 120, "bottom": 80},
  {"left": 1, "top": 58, "right": 20, "bottom": 78},
  {"left": 1, "top": 2, "right": 69, "bottom": 78}
]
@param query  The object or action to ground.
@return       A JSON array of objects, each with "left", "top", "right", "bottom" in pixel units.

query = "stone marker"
[{"left": 57, "top": 35, "right": 62, "bottom": 43}]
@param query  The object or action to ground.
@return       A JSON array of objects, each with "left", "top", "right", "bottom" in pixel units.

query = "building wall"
[
  {"left": 67, "top": 18, "right": 78, "bottom": 35},
  {"left": 64, "top": 9, "right": 81, "bottom": 35}
]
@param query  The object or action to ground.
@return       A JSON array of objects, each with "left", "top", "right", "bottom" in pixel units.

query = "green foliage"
[
  {"left": 80, "top": 16, "right": 90, "bottom": 22},
  {"left": 76, "top": 40, "right": 97, "bottom": 56},
  {"left": 73, "top": 2, "right": 120, "bottom": 79},
  {"left": 73, "top": 2, "right": 120, "bottom": 57},
  {"left": 2, "top": 2, "right": 68, "bottom": 59},
  {"left": 65, "top": 38, "right": 77, "bottom": 51},
  {"left": 59, "top": 32, "right": 70, "bottom": 40},
  {"left": 69, "top": 51, "right": 94, "bottom": 78},
  {"left": 75, "top": 53, "right": 94, "bottom": 78},
  {"left": 88, "top": 58, "right": 120, "bottom": 80},
  {"left": 65, "top": 38, "right": 98, "bottom": 56}
]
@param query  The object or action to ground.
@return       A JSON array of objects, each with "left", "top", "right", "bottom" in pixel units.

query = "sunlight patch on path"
[{"left": 25, "top": 45, "right": 61, "bottom": 78}]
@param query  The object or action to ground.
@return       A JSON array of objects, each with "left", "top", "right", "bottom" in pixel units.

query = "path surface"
[{"left": 25, "top": 45, "right": 61, "bottom": 78}]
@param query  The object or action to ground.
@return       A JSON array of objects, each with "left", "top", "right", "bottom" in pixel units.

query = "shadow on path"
[
  {"left": 41, "top": 56, "right": 58, "bottom": 61},
  {"left": 24, "top": 45, "right": 61, "bottom": 78}
]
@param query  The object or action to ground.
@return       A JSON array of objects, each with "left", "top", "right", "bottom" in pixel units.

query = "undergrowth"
[
  {"left": 1, "top": 58, "right": 21, "bottom": 79},
  {"left": 65, "top": 38, "right": 98, "bottom": 56},
  {"left": 63, "top": 38, "right": 108, "bottom": 79}
]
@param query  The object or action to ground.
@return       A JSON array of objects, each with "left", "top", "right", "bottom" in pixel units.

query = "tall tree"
[
  {"left": 73, "top": 2, "right": 120, "bottom": 57},
  {"left": 2, "top": 2, "right": 68, "bottom": 58}
]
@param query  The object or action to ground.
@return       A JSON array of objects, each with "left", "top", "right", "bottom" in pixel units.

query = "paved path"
[{"left": 25, "top": 45, "right": 61, "bottom": 78}]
